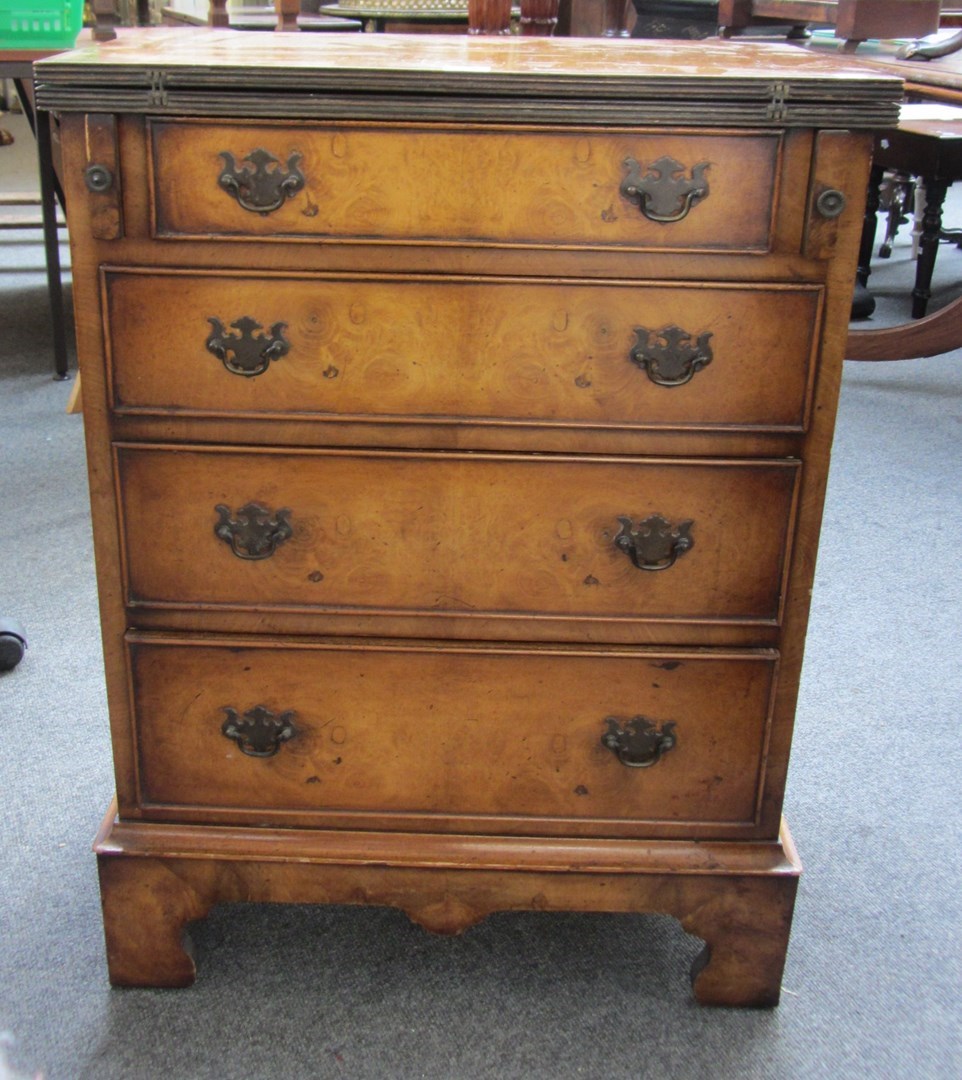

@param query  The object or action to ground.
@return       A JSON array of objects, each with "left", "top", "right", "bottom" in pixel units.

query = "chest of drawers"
[{"left": 37, "top": 30, "right": 899, "bottom": 1006}]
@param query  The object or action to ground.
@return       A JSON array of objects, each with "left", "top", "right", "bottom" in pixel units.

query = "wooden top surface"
[
  {"left": 34, "top": 28, "right": 902, "bottom": 127},
  {"left": 36, "top": 27, "right": 897, "bottom": 85}
]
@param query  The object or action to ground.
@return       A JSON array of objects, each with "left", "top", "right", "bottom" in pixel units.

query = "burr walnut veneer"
[{"left": 36, "top": 30, "right": 899, "bottom": 1006}]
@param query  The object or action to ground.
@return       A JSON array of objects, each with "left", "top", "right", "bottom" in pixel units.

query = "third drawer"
[{"left": 116, "top": 445, "right": 799, "bottom": 630}]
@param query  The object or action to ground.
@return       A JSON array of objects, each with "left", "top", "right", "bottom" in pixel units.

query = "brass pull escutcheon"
[
  {"left": 815, "top": 188, "right": 847, "bottom": 220},
  {"left": 214, "top": 502, "right": 293, "bottom": 560},
  {"left": 630, "top": 325, "right": 713, "bottom": 387},
  {"left": 620, "top": 155, "right": 710, "bottom": 223},
  {"left": 206, "top": 316, "right": 290, "bottom": 378},
  {"left": 218, "top": 149, "right": 305, "bottom": 214},
  {"left": 602, "top": 716, "right": 677, "bottom": 768},
  {"left": 84, "top": 163, "right": 114, "bottom": 194},
  {"left": 222, "top": 705, "right": 297, "bottom": 758},
  {"left": 614, "top": 514, "right": 693, "bottom": 571}
]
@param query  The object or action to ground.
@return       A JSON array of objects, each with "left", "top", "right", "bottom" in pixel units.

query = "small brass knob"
[
  {"left": 84, "top": 164, "right": 114, "bottom": 194},
  {"left": 815, "top": 188, "right": 847, "bottom": 220}
]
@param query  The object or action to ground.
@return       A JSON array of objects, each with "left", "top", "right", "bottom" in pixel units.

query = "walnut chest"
[{"left": 36, "top": 30, "right": 899, "bottom": 1005}]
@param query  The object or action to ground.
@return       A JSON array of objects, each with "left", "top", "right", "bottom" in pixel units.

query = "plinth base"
[{"left": 94, "top": 804, "right": 800, "bottom": 1006}]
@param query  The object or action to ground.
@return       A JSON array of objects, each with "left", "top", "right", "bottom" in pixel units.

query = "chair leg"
[
  {"left": 878, "top": 173, "right": 914, "bottom": 259},
  {"left": 856, "top": 163, "right": 884, "bottom": 288},
  {"left": 912, "top": 176, "right": 949, "bottom": 320}
]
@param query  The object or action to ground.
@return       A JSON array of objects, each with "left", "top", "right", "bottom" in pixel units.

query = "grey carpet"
[{"left": 1, "top": 121, "right": 960, "bottom": 1079}]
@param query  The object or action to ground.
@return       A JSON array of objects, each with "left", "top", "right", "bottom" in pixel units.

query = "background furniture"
[
  {"left": 869, "top": 105, "right": 962, "bottom": 318},
  {"left": 316, "top": 2, "right": 471, "bottom": 32},
  {"left": 827, "top": 38, "right": 962, "bottom": 358},
  {"left": 0, "top": 616, "right": 27, "bottom": 671},
  {"left": 38, "top": 29, "right": 896, "bottom": 1004},
  {"left": 851, "top": 103, "right": 962, "bottom": 358},
  {"left": 162, "top": 2, "right": 361, "bottom": 28},
  {"left": 718, "top": 1, "right": 942, "bottom": 50},
  {"left": 0, "top": 51, "right": 68, "bottom": 378},
  {"left": 567, "top": 0, "right": 632, "bottom": 35},
  {"left": 629, "top": 0, "right": 716, "bottom": 38}
]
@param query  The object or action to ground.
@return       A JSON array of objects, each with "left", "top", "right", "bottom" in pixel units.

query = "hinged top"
[{"left": 35, "top": 28, "right": 901, "bottom": 127}]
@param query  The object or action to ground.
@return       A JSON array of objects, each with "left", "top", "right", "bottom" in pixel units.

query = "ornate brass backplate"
[
  {"left": 217, "top": 148, "right": 305, "bottom": 214},
  {"left": 620, "top": 155, "right": 710, "bottom": 223},
  {"left": 614, "top": 514, "right": 694, "bottom": 571},
  {"left": 221, "top": 705, "right": 297, "bottom": 758},
  {"left": 214, "top": 502, "right": 293, "bottom": 560},
  {"left": 205, "top": 316, "right": 290, "bottom": 378},
  {"left": 601, "top": 715, "right": 678, "bottom": 768},
  {"left": 630, "top": 325, "right": 713, "bottom": 387}
]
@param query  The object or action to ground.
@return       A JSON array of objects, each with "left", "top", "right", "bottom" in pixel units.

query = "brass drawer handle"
[
  {"left": 206, "top": 316, "right": 290, "bottom": 378},
  {"left": 614, "top": 514, "right": 693, "bottom": 571},
  {"left": 620, "top": 155, "right": 710, "bottom": 223},
  {"left": 602, "top": 716, "right": 677, "bottom": 768},
  {"left": 214, "top": 502, "right": 293, "bottom": 560},
  {"left": 222, "top": 705, "right": 297, "bottom": 758},
  {"left": 217, "top": 148, "right": 305, "bottom": 214},
  {"left": 629, "top": 325, "right": 713, "bottom": 387}
]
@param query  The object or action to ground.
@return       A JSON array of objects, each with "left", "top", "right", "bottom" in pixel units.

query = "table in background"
[
  {"left": 802, "top": 37, "right": 962, "bottom": 359},
  {"left": 161, "top": 2, "right": 360, "bottom": 29},
  {"left": 718, "top": 1, "right": 943, "bottom": 50},
  {"left": 317, "top": 3, "right": 467, "bottom": 32}
]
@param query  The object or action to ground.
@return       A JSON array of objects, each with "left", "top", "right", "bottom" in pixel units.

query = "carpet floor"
[{"left": 0, "top": 111, "right": 960, "bottom": 1080}]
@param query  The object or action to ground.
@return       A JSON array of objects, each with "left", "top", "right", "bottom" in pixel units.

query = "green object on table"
[{"left": 0, "top": 0, "right": 83, "bottom": 48}]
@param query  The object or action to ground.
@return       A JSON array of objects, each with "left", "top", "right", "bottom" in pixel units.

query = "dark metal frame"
[{"left": 1, "top": 68, "right": 70, "bottom": 379}]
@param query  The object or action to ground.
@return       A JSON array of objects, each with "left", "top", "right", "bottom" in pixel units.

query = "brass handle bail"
[
  {"left": 620, "top": 155, "right": 710, "bottom": 223},
  {"left": 602, "top": 716, "right": 677, "bottom": 768},
  {"left": 214, "top": 502, "right": 293, "bottom": 560},
  {"left": 614, "top": 514, "right": 694, "bottom": 572},
  {"left": 222, "top": 705, "right": 297, "bottom": 758}
]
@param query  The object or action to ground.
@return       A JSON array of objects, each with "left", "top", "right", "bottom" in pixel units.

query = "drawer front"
[
  {"left": 149, "top": 120, "right": 782, "bottom": 251},
  {"left": 117, "top": 446, "right": 798, "bottom": 627},
  {"left": 104, "top": 269, "right": 821, "bottom": 434},
  {"left": 128, "top": 635, "right": 778, "bottom": 836}
]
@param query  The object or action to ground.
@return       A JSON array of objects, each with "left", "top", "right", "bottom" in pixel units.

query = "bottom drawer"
[{"left": 127, "top": 634, "right": 778, "bottom": 838}]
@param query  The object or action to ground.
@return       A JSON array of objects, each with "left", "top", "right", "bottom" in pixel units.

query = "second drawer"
[
  {"left": 116, "top": 445, "right": 799, "bottom": 630},
  {"left": 103, "top": 269, "right": 822, "bottom": 435}
]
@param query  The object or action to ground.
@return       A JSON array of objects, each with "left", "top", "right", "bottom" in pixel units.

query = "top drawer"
[{"left": 148, "top": 120, "right": 783, "bottom": 253}]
